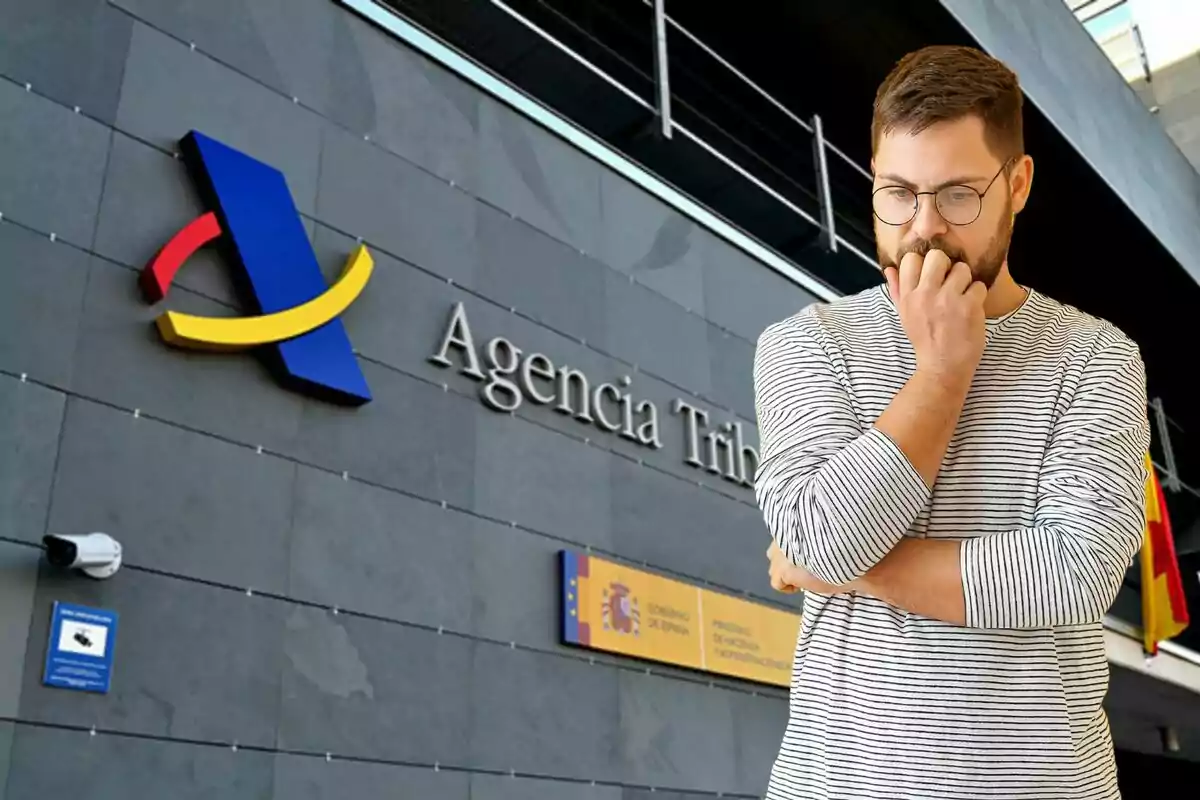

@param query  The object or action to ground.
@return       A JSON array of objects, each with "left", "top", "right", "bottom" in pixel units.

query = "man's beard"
[{"left": 877, "top": 205, "right": 1013, "bottom": 289}]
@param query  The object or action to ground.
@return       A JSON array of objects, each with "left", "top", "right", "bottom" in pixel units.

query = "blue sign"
[{"left": 43, "top": 602, "right": 119, "bottom": 694}]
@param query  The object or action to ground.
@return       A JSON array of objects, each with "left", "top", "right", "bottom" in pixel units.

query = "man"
[{"left": 754, "top": 45, "right": 1149, "bottom": 800}]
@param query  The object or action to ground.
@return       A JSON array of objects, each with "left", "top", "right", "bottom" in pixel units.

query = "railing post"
[
  {"left": 1132, "top": 23, "right": 1153, "bottom": 84},
  {"left": 1152, "top": 397, "right": 1183, "bottom": 492},
  {"left": 652, "top": 0, "right": 672, "bottom": 139},
  {"left": 811, "top": 114, "right": 838, "bottom": 253}
]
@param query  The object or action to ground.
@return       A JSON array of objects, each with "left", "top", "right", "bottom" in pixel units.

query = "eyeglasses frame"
[{"left": 871, "top": 158, "right": 1015, "bottom": 227}]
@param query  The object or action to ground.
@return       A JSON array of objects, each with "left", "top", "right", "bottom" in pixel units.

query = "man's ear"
[{"left": 1010, "top": 154, "right": 1034, "bottom": 215}]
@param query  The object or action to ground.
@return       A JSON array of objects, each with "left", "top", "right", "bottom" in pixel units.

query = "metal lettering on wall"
[
  {"left": 429, "top": 303, "right": 760, "bottom": 488},
  {"left": 561, "top": 550, "right": 798, "bottom": 686}
]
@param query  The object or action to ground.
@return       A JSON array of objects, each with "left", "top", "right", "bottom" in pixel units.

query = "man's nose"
[{"left": 909, "top": 194, "right": 949, "bottom": 241}]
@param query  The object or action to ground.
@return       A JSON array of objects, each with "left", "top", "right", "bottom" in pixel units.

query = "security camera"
[{"left": 42, "top": 533, "right": 123, "bottom": 580}]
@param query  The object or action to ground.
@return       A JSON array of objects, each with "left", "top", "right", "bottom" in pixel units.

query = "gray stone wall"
[{"left": 0, "top": 1, "right": 821, "bottom": 797}]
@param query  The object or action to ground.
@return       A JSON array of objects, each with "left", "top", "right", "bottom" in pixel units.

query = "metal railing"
[
  {"left": 640, "top": 0, "right": 871, "bottom": 182},
  {"left": 484, "top": 0, "right": 880, "bottom": 273},
  {"left": 1149, "top": 399, "right": 1200, "bottom": 548},
  {"left": 346, "top": 0, "right": 844, "bottom": 301},
  {"left": 1070, "top": 0, "right": 1156, "bottom": 88}
]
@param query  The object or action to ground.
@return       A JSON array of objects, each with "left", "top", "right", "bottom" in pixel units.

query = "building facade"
[
  {"left": 0, "top": 1, "right": 822, "bottom": 797},
  {"left": 2, "top": 1, "right": 1199, "bottom": 798}
]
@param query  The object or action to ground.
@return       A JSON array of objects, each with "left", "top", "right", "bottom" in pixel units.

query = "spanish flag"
[{"left": 1141, "top": 453, "right": 1189, "bottom": 655}]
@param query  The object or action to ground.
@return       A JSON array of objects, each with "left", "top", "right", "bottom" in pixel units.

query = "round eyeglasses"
[{"left": 872, "top": 160, "right": 1012, "bottom": 227}]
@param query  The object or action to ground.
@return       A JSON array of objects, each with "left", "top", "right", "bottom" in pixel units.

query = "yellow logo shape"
[{"left": 156, "top": 245, "right": 374, "bottom": 352}]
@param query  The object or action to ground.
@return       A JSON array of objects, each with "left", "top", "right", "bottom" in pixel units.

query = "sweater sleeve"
[
  {"left": 960, "top": 339, "right": 1151, "bottom": 629},
  {"left": 753, "top": 316, "right": 931, "bottom": 586}
]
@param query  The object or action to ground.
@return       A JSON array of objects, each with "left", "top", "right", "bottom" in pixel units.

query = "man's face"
[{"left": 872, "top": 115, "right": 1028, "bottom": 288}]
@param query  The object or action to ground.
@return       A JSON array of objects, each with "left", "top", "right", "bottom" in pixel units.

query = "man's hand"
[
  {"left": 877, "top": 249, "right": 988, "bottom": 488},
  {"left": 884, "top": 250, "right": 987, "bottom": 390},
  {"left": 766, "top": 541, "right": 851, "bottom": 596}
]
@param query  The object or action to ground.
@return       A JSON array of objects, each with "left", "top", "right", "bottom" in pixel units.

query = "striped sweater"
[{"left": 754, "top": 285, "right": 1150, "bottom": 800}]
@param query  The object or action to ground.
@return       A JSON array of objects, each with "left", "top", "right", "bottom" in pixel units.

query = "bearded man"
[{"left": 755, "top": 45, "right": 1149, "bottom": 800}]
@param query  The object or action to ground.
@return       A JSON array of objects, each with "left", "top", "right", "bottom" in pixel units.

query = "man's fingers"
[
  {"left": 898, "top": 251, "right": 922, "bottom": 296},
  {"left": 966, "top": 280, "right": 988, "bottom": 305},
  {"left": 766, "top": 545, "right": 806, "bottom": 594},
  {"left": 769, "top": 572, "right": 799, "bottom": 594},
  {"left": 884, "top": 267, "right": 899, "bottom": 305},
  {"left": 917, "top": 249, "right": 952, "bottom": 290},
  {"left": 944, "top": 261, "right": 973, "bottom": 294}
]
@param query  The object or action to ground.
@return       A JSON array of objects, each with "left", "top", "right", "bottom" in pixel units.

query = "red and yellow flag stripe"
[{"left": 1141, "top": 453, "right": 1189, "bottom": 655}]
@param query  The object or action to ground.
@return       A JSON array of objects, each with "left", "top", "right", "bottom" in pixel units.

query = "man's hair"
[{"left": 872, "top": 45, "right": 1024, "bottom": 161}]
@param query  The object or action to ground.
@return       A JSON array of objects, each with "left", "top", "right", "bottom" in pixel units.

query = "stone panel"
[
  {"left": 116, "top": 21, "right": 322, "bottom": 215},
  {"left": 288, "top": 465, "right": 473, "bottom": 630},
  {"left": 475, "top": 98, "right": 603, "bottom": 256},
  {"left": 475, "top": 202, "right": 607, "bottom": 349},
  {"left": 277, "top": 608, "right": 471, "bottom": 765},
  {"left": 0, "top": 0, "right": 132, "bottom": 125},
  {"left": 0, "top": 378, "right": 65, "bottom": 547},
  {"left": 316, "top": 124, "right": 477, "bottom": 286},
  {"left": 291, "top": 360, "right": 477, "bottom": 510},
  {"left": 473, "top": 410, "right": 611, "bottom": 550},
  {"left": 6, "top": 725, "right": 274, "bottom": 800},
  {"left": 0, "top": 80, "right": 110, "bottom": 248},
  {"left": 0, "top": 543, "right": 39, "bottom": 718},
  {"left": 617, "top": 670, "right": 738, "bottom": 795},
  {"left": 604, "top": 270, "right": 711, "bottom": 397},
  {"left": 469, "top": 515, "right": 564, "bottom": 649},
  {"left": 273, "top": 753, "right": 470, "bottom": 800},
  {"left": 732, "top": 691, "right": 789, "bottom": 796},
  {"left": 0, "top": 224, "right": 91, "bottom": 388},
  {"left": 598, "top": 170, "right": 706, "bottom": 315},
  {"left": 48, "top": 398, "right": 296, "bottom": 594},
  {"left": 471, "top": 773, "right": 622, "bottom": 800},
  {"left": 342, "top": 12, "right": 480, "bottom": 189},
  {"left": 470, "top": 644, "right": 618, "bottom": 781}
]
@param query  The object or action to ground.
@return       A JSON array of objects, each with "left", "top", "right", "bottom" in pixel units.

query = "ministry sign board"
[{"left": 561, "top": 550, "right": 798, "bottom": 686}]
